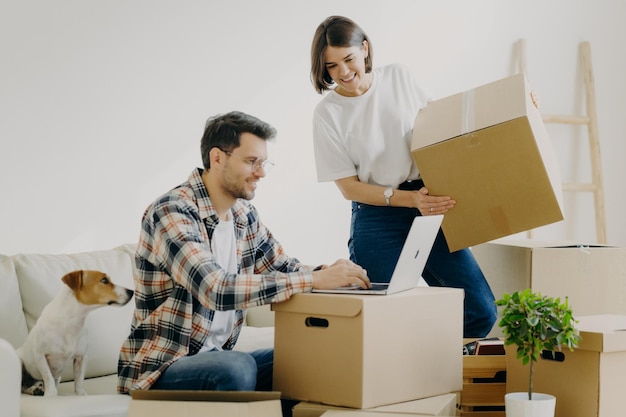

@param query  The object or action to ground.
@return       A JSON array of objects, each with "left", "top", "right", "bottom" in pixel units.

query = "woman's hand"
[{"left": 413, "top": 187, "right": 456, "bottom": 216}]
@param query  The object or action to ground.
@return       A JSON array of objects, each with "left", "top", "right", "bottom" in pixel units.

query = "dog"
[{"left": 17, "top": 270, "right": 134, "bottom": 396}]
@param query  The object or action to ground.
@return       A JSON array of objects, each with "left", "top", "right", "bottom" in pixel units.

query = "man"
[{"left": 118, "top": 111, "right": 369, "bottom": 396}]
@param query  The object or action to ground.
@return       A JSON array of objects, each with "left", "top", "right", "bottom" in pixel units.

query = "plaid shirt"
[{"left": 117, "top": 168, "right": 314, "bottom": 393}]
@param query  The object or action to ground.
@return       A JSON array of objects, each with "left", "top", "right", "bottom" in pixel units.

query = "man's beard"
[{"left": 221, "top": 169, "right": 255, "bottom": 201}]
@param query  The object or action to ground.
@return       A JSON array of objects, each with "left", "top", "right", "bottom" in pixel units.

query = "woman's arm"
[{"left": 335, "top": 176, "right": 455, "bottom": 216}]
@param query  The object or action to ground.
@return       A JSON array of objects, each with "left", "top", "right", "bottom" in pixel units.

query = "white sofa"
[{"left": 0, "top": 244, "right": 275, "bottom": 417}]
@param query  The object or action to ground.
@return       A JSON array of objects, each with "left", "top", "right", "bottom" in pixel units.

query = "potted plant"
[{"left": 496, "top": 289, "right": 581, "bottom": 417}]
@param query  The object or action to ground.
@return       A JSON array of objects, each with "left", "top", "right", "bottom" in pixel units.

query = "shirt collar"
[{"left": 188, "top": 168, "right": 250, "bottom": 228}]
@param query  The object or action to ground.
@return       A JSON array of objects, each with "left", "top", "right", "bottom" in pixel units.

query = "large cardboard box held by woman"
[{"left": 411, "top": 73, "right": 564, "bottom": 252}]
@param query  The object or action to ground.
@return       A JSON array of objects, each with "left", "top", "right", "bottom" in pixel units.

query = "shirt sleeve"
[
  {"left": 144, "top": 198, "right": 313, "bottom": 311},
  {"left": 312, "top": 107, "right": 358, "bottom": 182}
]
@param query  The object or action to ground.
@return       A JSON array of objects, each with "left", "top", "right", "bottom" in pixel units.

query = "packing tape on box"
[{"left": 461, "top": 89, "right": 476, "bottom": 134}]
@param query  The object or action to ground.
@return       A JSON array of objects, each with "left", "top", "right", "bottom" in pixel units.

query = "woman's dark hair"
[
  {"left": 200, "top": 111, "right": 276, "bottom": 169},
  {"left": 310, "top": 16, "right": 373, "bottom": 94}
]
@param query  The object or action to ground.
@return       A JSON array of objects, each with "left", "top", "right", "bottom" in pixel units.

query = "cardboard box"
[
  {"left": 472, "top": 240, "right": 626, "bottom": 323},
  {"left": 272, "top": 287, "right": 464, "bottom": 408},
  {"left": 411, "top": 73, "right": 563, "bottom": 252},
  {"left": 127, "top": 390, "right": 282, "bottom": 417},
  {"left": 320, "top": 412, "right": 455, "bottom": 417},
  {"left": 292, "top": 393, "right": 458, "bottom": 417},
  {"left": 505, "top": 314, "right": 626, "bottom": 417}
]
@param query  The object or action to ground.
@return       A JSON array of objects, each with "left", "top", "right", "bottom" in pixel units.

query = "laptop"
[{"left": 312, "top": 214, "right": 443, "bottom": 295}]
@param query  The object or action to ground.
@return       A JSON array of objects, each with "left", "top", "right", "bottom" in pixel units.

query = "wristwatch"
[{"left": 384, "top": 187, "right": 394, "bottom": 206}]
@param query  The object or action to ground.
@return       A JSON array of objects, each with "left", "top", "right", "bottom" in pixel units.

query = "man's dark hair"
[{"left": 200, "top": 111, "right": 277, "bottom": 169}]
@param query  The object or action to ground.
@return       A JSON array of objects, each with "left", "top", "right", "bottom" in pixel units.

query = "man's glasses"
[{"left": 219, "top": 149, "right": 275, "bottom": 174}]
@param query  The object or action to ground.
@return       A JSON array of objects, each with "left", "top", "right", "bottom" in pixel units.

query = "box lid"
[
  {"left": 271, "top": 292, "right": 364, "bottom": 317},
  {"left": 321, "top": 411, "right": 445, "bottom": 417},
  {"left": 575, "top": 315, "right": 626, "bottom": 352},
  {"left": 294, "top": 393, "right": 456, "bottom": 415},
  {"left": 412, "top": 73, "right": 531, "bottom": 149},
  {"left": 485, "top": 237, "right": 613, "bottom": 249},
  {"left": 128, "top": 390, "right": 283, "bottom": 417}
]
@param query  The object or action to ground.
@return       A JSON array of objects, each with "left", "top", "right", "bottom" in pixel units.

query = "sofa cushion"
[
  {"left": 0, "top": 338, "right": 21, "bottom": 417},
  {"left": 13, "top": 248, "right": 136, "bottom": 381},
  {"left": 233, "top": 326, "right": 274, "bottom": 353},
  {"left": 0, "top": 255, "right": 29, "bottom": 348},
  {"left": 58, "top": 374, "right": 118, "bottom": 395},
  {"left": 245, "top": 304, "right": 275, "bottom": 327},
  {"left": 21, "top": 393, "right": 131, "bottom": 417}
]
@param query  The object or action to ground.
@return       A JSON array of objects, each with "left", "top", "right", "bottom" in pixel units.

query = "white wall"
[{"left": 1, "top": 0, "right": 625, "bottom": 263}]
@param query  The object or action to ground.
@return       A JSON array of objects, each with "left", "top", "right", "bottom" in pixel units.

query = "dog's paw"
[
  {"left": 43, "top": 387, "right": 58, "bottom": 397},
  {"left": 76, "top": 389, "right": 88, "bottom": 396}
]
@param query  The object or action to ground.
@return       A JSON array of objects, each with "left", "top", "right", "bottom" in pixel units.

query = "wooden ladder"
[{"left": 518, "top": 39, "right": 607, "bottom": 243}]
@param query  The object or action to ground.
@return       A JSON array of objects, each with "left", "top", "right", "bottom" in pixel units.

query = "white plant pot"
[{"left": 505, "top": 392, "right": 556, "bottom": 417}]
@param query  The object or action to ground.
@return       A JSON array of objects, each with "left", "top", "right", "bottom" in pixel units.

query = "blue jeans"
[
  {"left": 151, "top": 348, "right": 273, "bottom": 391},
  {"left": 349, "top": 182, "right": 497, "bottom": 337}
]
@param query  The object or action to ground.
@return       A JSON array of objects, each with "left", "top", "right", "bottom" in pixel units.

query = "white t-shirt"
[
  {"left": 201, "top": 218, "right": 237, "bottom": 352},
  {"left": 313, "top": 63, "right": 431, "bottom": 188}
]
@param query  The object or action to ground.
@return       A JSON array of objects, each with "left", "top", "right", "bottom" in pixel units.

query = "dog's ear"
[{"left": 61, "top": 270, "right": 84, "bottom": 290}]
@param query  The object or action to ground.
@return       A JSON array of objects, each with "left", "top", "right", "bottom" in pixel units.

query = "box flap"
[
  {"left": 293, "top": 393, "right": 456, "bottom": 416},
  {"left": 130, "top": 389, "right": 281, "bottom": 402},
  {"left": 271, "top": 293, "right": 364, "bottom": 317},
  {"left": 321, "top": 411, "right": 436, "bottom": 416},
  {"left": 486, "top": 238, "right": 613, "bottom": 249},
  {"left": 412, "top": 73, "right": 529, "bottom": 149},
  {"left": 128, "top": 390, "right": 283, "bottom": 417},
  {"left": 575, "top": 315, "right": 626, "bottom": 352}
]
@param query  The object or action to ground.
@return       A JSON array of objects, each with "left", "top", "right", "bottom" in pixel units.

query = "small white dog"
[{"left": 17, "top": 270, "right": 133, "bottom": 396}]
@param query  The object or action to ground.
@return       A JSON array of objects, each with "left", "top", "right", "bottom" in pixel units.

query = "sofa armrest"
[{"left": 0, "top": 338, "right": 21, "bottom": 417}]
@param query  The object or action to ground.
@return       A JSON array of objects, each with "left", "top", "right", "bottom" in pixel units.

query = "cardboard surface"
[
  {"left": 506, "top": 315, "right": 626, "bottom": 417},
  {"left": 320, "top": 412, "right": 454, "bottom": 417},
  {"left": 272, "top": 287, "right": 464, "bottom": 409},
  {"left": 472, "top": 240, "right": 626, "bottom": 338},
  {"left": 320, "top": 412, "right": 455, "bottom": 417},
  {"left": 411, "top": 73, "right": 563, "bottom": 252},
  {"left": 128, "top": 390, "right": 282, "bottom": 417},
  {"left": 292, "top": 393, "right": 458, "bottom": 417}
]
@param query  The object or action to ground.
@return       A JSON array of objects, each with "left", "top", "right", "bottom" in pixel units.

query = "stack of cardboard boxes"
[
  {"left": 411, "top": 72, "right": 626, "bottom": 417},
  {"left": 272, "top": 287, "right": 464, "bottom": 416},
  {"left": 473, "top": 240, "right": 626, "bottom": 417}
]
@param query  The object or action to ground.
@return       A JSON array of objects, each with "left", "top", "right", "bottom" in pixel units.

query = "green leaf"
[{"left": 495, "top": 290, "right": 581, "bottom": 397}]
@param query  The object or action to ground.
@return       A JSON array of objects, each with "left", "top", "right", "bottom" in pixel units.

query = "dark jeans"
[
  {"left": 152, "top": 348, "right": 274, "bottom": 391},
  {"left": 151, "top": 348, "right": 296, "bottom": 416},
  {"left": 349, "top": 181, "right": 497, "bottom": 337}
]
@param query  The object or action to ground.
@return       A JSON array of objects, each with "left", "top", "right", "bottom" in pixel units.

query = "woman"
[{"left": 310, "top": 15, "right": 496, "bottom": 338}]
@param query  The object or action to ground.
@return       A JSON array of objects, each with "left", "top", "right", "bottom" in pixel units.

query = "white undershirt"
[{"left": 201, "top": 218, "right": 237, "bottom": 352}]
